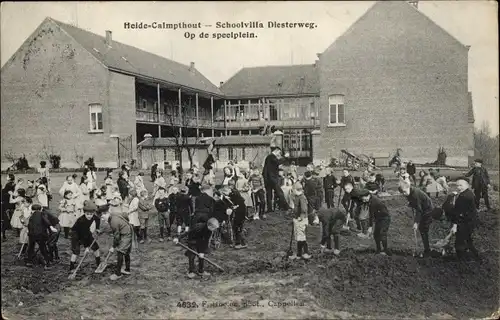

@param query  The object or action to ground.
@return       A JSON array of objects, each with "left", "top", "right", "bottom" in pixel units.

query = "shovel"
[
  {"left": 175, "top": 241, "right": 225, "bottom": 272},
  {"left": 413, "top": 229, "right": 418, "bottom": 257},
  {"left": 94, "top": 250, "right": 113, "bottom": 274},
  {"left": 434, "top": 230, "right": 454, "bottom": 249},
  {"left": 68, "top": 238, "right": 97, "bottom": 280},
  {"left": 286, "top": 221, "right": 294, "bottom": 257},
  {"left": 16, "top": 244, "right": 26, "bottom": 260}
]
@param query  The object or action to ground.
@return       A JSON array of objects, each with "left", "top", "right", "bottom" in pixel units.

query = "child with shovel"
[
  {"left": 69, "top": 201, "right": 101, "bottom": 272},
  {"left": 176, "top": 217, "right": 220, "bottom": 279},
  {"left": 318, "top": 207, "right": 347, "bottom": 256},
  {"left": 100, "top": 210, "right": 135, "bottom": 280},
  {"left": 399, "top": 181, "right": 435, "bottom": 257},
  {"left": 359, "top": 189, "right": 391, "bottom": 255}
]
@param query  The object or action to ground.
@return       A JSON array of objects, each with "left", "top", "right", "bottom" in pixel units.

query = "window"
[
  {"left": 142, "top": 99, "right": 147, "bottom": 109},
  {"left": 89, "top": 104, "right": 103, "bottom": 132},
  {"left": 175, "top": 149, "right": 181, "bottom": 161},
  {"left": 328, "top": 95, "right": 345, "bottom": 126},
  {"left": 216, "top": 147, "right": 220, "bottom": 160},
  {"left": 228, "top": 147, "right": 234, "bottom": 160},
  {"left": 242, "top": 147, "right": 246, "bottom": 160}
]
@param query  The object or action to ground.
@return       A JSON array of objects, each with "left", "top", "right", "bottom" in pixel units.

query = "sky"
[{"left": 1, "top": 1, "right": 498, "bottom": 135}]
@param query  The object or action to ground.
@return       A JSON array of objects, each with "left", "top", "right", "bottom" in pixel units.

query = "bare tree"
[
  {"left": 74, "top": 147, "right": 85, "bottom": 168},
  {"left": 474, "top": 121, "right": 499, "bottom": 167},
  {"left": 164, "top": 100, "right": 198, "bottom": 171}
]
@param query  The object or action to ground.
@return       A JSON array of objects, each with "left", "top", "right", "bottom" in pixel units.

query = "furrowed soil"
[{"left": 1, "top": 170, "right": 499, "bottom": 319}]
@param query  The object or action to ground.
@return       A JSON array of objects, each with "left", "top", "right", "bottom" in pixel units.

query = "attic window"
[{"left": 93, "top": 48, "right": 100, "bottom": 53}]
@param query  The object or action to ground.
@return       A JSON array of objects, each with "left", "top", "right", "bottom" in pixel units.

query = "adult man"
[
  {"left": 449, "top": 177, "right": 480, "bottom": 261},
  {"left": 399, "top": 181, "right": 434, "bottom": 257},
  {"left": 465, "top": 159, "right": 491, "bottom": 211},
  {"left": 262, "top": 147, "right": 289, "bottom": 213}
]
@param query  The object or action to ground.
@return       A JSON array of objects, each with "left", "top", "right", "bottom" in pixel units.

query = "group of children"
[{"left": 0, "top": 155, "right": 490, "bottom": 280}]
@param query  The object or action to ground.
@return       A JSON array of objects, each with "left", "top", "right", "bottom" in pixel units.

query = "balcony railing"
[{"left": 136, "top": 111, "right": 223, "bottom": 128}]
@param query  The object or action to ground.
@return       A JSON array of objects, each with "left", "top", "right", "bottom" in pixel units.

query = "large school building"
[{"left": 1, "top": 1, "right": 474, "bottom": 170}]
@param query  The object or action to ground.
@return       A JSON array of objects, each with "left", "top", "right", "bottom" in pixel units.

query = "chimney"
[
  {"left": 316, "top": 53, "right": 322, "bottom": 59},
  {"left": 314, "top": 60, "right": 319, "bottom": 67},
  {"left": 105, "top": 30, "right": 112, "bottom": 46},
  {"left": 189, "top": 62, "right": 195, "bottom": 73},
  {"left": 465, "top": 45, "right": 471, "bottom": 51},
  {"left": 408, "top": 1, "right": 418, "bottom": 9},
  {"left": 220, "top": 81, "right": 224, "bottom": 87}
]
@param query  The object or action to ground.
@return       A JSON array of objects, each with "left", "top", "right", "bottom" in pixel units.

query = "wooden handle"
[{"left": 176, "top": 242, "right": 225, "bottom": 272}]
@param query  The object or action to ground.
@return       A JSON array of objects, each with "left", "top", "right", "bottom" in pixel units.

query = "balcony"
[
  {"left": 136, "top": 110, "right": 223, "bottom": 128},
  {"left": 217, "top": 118, "right": 320, "bottom": 129}
]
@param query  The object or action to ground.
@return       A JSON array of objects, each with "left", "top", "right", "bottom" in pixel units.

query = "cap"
[
  {"left": 31, "top": 204, "right": 42, "bottom": 211},
  {"left": 456, "top": 176, "right": 470, "bottom": 184},
  {"left": 474, "top": 159, "right": 483, "bottom": 164},
  {"left": 83, "top": 200, "right": 97, "bottom": 212},
  {"left": 304, "top": 171, "right": 312, "bottom": 178}
]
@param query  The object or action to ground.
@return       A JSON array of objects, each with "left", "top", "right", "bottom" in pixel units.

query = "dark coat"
[
  {"left": 225, "top": 189, "right": 246, "bottom": 222},
  {"left": 450, "top": 189, "right": 478, "bottom": 225},
  {"left": 194, "top": 193, "right": 215, "bottom": 221},
  {"left": 185, "top": 179, "right": 201, "bottom": 197},
  {"left": 323, "top": 174, "right": 337, "bottom": 191},
  {"left": 177, "top": 193, "right": 193, "bottom": 216},
  {"left": 465, "top": 167, "right": 490, "bottom": 190},
  {"left": 28, "top": 210, "right": 52, "bottom": 238},
  {"left": 367, "top": 195, "right": 390, "bottom": 226},
  {"left": 154, "top": 196, "right": 169, "bottom": 213},
  {"left": 405, "top": 187, "right": 434, "bottom": 224},
  {"left": 117, "top": 177, "right": 130, "bottom": 200},
  {"left": 317, "top": 208, "right": 347, "bottom": 235},
  {"left": 303, "top": 178, "right": 320, "bottom": 210},
  {"left": 262, "top": 153, "right": 285, "bottom": 184},
  {"left": 340, "top": 175, "right": 355, "bottom": 190},
  {"left": 406, "top": 163, "right": 416, "bottom": 175},
  {"left": 71, "top": 214, "right": 100, "bottom": 241},
  {"left": 187, "top": 222, "right": 212, "bottom": 253}
]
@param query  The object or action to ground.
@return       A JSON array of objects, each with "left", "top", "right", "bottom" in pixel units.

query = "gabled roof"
[
  {"left": 49, "top": 18, "right": 222, "bottom": 96},
  {"left": 468, "top": 92, "right": 474, "bottom": 123},
  {"left": 138, "top": 135, "right": 272, "bottom": 148},
  {"left": 322, "top": 1, "right": 468, "bottom": 56},
  {"left": 221, "top": 64, "right": 319, "bottom": 98}
]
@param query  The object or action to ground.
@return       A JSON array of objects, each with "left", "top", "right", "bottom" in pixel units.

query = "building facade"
[{"left": 1, "top": 1, "right": 475, "bottom": 170}]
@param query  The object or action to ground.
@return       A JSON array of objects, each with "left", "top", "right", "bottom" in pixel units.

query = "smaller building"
[{"left": 137, "top": 135, "right": 276, "bottom": 171}]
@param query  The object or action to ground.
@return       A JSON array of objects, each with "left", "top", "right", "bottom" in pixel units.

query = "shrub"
[
  {"left": 49, "top": 154, "right": 61, "bottom": 169},
  {"left": 16, "top": 155, "right": 30, "bottom": 171},
  {"left": 84, "top": 157, "right": 95, "bottom": 168}
]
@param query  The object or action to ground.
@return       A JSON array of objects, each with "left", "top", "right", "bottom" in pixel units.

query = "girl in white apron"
[
  {"left": 9, "top": 189, "right": 26, "bottom": 237},
  {"left": 59, "top": 190, "right": 78, "bottom": 238},
  {"left": 127, "top": 190, "right": 141, "bottom": 239}
]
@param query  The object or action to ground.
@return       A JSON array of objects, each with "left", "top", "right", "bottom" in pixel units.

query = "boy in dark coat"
[
  {"left": 44, "top": 207, "right": 61, "bottom": 264},
  {"left": 175, "top": 217, "right": 219, "bottom": 279},
  {"left": 154, "top": 187, "right": 170, "bottom": 241},
  {"left": 341, "top": 182, "right": 361, "bottom": 230},
  {"left": 176, "top": 186, "right": 194, "bottom": 236},
  {"left": 317, "top": 207, "right": 347, "bottom": 255},
  {"left": 323, "top": 167, "right": 337, "bottom": 209},
  {"left": 465, "top": 159, "right": 491, "bottom": 211},
  {"left": 101, "top": 210, "right": 135, "bottom": 280},
  {"left": 193, "top": 184, "right": 215, "bottom": 225},
  {"left": 303, "top": 171, "right": 320, "bottom": 225},
  {"left": 168, "top": 187, "right": 179, "bottom": 234},
  {"left": 69, "top": 201, "right": 101, "bottom": 271},
  {"left": 221, "top": 186, "right": 247, "bottom": 249},
  {"left": 26, "top": 204, "right": 54, "bottom": 268},
  {"left": 359, "top": 190, "right": 391, "bottom": 255},
  {"left": 399, "top": 181, "right": 435, "bottom": 257},
  {"left": 449, "top": 177, "right": 480, "bottom": 261}
]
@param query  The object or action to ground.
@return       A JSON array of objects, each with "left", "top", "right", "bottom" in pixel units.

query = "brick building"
[{"left": 1, "top": 1, "right": 474, "bottom": 169}]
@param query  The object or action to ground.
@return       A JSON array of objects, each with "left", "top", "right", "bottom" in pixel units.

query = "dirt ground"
[{"left": 1, "top": 169, "right": 499, "bottom": 319}]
